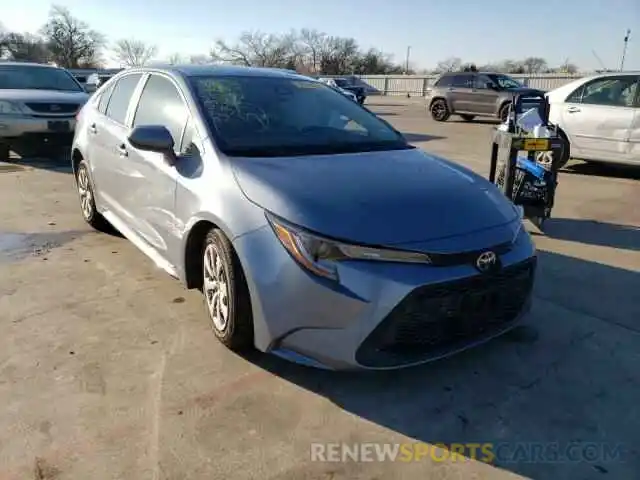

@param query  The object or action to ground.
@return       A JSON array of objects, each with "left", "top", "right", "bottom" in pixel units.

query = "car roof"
[
  {"left": 0, "top": 61, "right": 61, "bottom": 69},
  {"left": 129, "top": 64, "right": 310, "bottom": 79}
]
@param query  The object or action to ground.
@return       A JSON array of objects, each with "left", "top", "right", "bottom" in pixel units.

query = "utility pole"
[
  {"left": 405, "top": 46, "right": 411, "bottom": 75},
  {"left": 620, "top": 29, "right": 631, "bottom": 71}
]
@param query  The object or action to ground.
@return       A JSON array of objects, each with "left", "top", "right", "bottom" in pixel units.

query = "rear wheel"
[
  {"left": 75, "top": 160, "right": 111, "bottom": 232},
  {"left": 202, "top": 228, "right": 254, "bottom": 350},
  {"left": 430, "top": 99, "right": 450, "bottom": 122},
  {"left": 460, "top": 114, "right": 475, "bottom": 122}
]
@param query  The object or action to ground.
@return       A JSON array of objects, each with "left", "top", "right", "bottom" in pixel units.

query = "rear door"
[
  {"left": 89, "top": 72, "right": 144, "bottom": 219},
  {"left": 559, "top": 75, "right": 638, "bottom": 163},
  {"left": 125, "top": 73, "right": 190, "bottom": 261},
  {"left": 448, "top": 74, "right": 474, "bottom": 113}
]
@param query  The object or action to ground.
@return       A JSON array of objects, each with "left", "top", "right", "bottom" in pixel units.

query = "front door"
[
  {"left": 560, "top": 75, "right": 638, "bottom": 163},
  {"left": 470, "top": 74, "right": 500, "bottom": 115},
  {"left": 124, "top": 73, "right": 190, "bottom": 261}
]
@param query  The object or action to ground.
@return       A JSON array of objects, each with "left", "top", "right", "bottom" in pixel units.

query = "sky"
[{"left": 2, "top": 0, "right": 639, "bottom": 72}]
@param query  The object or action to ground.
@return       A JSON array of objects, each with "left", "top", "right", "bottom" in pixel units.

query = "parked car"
[
  {"left": 72, "top": 65, "right": 536, "bottom": 370},
  {"left": 318, "top": 77, "right": 359, "bottom": 102},
  {"left": 426, "top": 72, "right": 546, "bottom": 123},
  {"left": 322, "top": 77, "right": 367, "bottom": 105},
  {"left": 85, "top": 70, "right": 123, "bottom": 94},
  {"left": 0, "top": 62, "right": 89, "bottom": 161},
  {"left": 546, "top": 72, "right": 640, "bottom": 167}
]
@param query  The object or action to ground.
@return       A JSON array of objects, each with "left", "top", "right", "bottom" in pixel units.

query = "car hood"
[
  {"left": 231, "top": 148, "right": 519, "bottom": 246},
  {"left": 0, "top": 89, "right": 89, "bottom": 103}
]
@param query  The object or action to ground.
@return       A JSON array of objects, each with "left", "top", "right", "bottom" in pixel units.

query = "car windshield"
[
  {"left": 190, "top": 75, "right": 409, "bottom": 157},
  {"left": 0, "top": 65, "right": 83, "bottom": 92},
  {"left": 333, "top": 78, "right": 349, "bottom": 87},
  {"left": 489, "top": 74, "right": 523, "bottom": 89}
]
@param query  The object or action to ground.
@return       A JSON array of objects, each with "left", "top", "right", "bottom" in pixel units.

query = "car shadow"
[
  {"left": 5, "top": 150, "right": 73, "bottom": 174},
  {"left": 562, "top": 161, "right": 640, "bottom": 180},
  {"left": 532, "top": 218, "right": 639, "bottom": 251},
  {"left": 241, "top": 250, "right": 638, "bottom": 479},
  {"left": 449, "top": 118, "right": 501, "bottom": 125},
  {"left": 403, "top": 133, "right": 446, "bottom": 143}
]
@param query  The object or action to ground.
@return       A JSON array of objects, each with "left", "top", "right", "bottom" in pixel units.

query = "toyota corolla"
[{"left": 71, "top": 65, "right": 536, "bottom": 370}]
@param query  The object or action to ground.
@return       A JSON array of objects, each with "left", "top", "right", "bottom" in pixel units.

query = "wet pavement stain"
[{"left": 0, "top": 230, "right": 90, "bottom": 263}]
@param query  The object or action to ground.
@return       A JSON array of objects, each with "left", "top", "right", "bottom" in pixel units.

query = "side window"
[
  {"left": 105, "top": 73, "right": 143, "bottom": 124},
  {"left": 132, "top": 74, "right": 189, "bottom": 151},
  {"left": 565, "top": 85, "right": 584, "bottom": 104},
  {"left": 473, "top": 75, "right": 493, "bottom": 89},
  {"left": 97, "top": 81, "right": 115, "bottom": 114},
  {"left": 451, "top": 75, "right": 471, "bottom": 88},
  {"left": 435, "top": 76, "right": 453, "bottom": 87},
  {"left": 579, "top": 77, "right": 639, "bottom": 107}
]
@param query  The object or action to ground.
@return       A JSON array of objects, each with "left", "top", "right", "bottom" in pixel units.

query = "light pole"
[
  {"left": 620, "top": 29, "right": 631, "bottom": 71},
  {"left": 405, "top": 46, "right": 411, "bottom": 75}
]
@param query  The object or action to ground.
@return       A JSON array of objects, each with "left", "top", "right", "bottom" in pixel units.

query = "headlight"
[
  {"left": 0, "top": 100, "right": 25, "bottom": 115},
  {"left": 266, "top": 212, "right": 431, "bottom": 281}
]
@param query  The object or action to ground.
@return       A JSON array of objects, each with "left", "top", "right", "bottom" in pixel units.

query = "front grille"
[
  {"left": 356, "top": 257, "right": 536, "bottom": 368},
  {"left": 25, "top": 102, "right": 79, "bottom": 115}
]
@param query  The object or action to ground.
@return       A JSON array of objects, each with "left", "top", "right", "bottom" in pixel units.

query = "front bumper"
[
  {"left": 0, "top": 115, "right": 76, "bottom": 144},
  {"left": 233, "top": 224, "right": 537, "bottom": 371}
]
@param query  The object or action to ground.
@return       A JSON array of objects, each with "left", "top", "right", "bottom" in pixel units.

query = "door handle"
[
  {"left": 117, "top": 144, "right": 128, "bottom": 157},
  {"left": 89, "top": 123, "right": 97, "bottom": 134},
  {"left": 566, "top": 106, "right": 581, "bottom": 113}
]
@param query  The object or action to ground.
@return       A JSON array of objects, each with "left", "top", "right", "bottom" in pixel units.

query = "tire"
[
  {"left": 0, "top": 142, "right": 9, "bottom": 162},
  {"left": 430, "top": 99, "right": 450, "bottom": 122},
  {"left": 358, "top": 97, "right": 365, "bottom": 105},
  {"left": 556, "top": 129, "right": 571, "bottom": 169},
  {"left": 499, "top": 103, "right": 511, "bottom": 123},
  {"left": 460, "top": 114, "right": 475, "bottom": 122},
  {"left": 202, "top": 228, "right": 254, "bottom": 351},
  {"left": 75, "top": 160, "right": 111, "bottom": 232}
]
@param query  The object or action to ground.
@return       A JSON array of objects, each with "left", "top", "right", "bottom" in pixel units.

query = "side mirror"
[{"left": 128, "top": 125, "right": 176, "bottom": 164}]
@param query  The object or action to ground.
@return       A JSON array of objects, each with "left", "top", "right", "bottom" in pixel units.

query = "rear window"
[{"left": 434, "top": 76, "right": 453, "bottom": 87}]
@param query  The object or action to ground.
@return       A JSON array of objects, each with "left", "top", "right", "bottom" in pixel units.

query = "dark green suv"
[{"left": 426, "top": 72, "right": 545, "bottom": 123}]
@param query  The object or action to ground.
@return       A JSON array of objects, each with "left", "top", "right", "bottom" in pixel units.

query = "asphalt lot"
[{"left": 1, "top": 96, "right": 638, "bottom": 480}]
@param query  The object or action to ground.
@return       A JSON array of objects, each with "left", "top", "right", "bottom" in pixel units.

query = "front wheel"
[
  {"left": 430, "top": 99, "right": 450, "bottom": 122},
  {"left": 499, "top": 103, "right": 511, "bottom": 123},
  {"left": 202, "top": 228, "right": 254, "bottom": 351}
]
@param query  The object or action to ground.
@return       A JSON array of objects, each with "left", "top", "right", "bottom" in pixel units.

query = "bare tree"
[
  {"left": 435, "top": 57, "right": 462, "bottom": 73},
  {"left": 298, "top": 28, "right": 327, "bottom": 73},
  {"left": 40, "top": 5, "right": 105, "bottom": 68},
  {"left": 0, "top": 32, "right": 50, "bottom": 63},
  {"left": 522, "top": 57, "right": 548, "bottom": 74},
  {"left": 210, "top": 31, "right": 296, "bottom": 68},
  {"left": 188, "top": 54, "right": 210, "bottom": 65},
  {"left": 167, "top": 53, "right": 183, "bottom": 65},
  {"left": 113, "top": 38, "right": 157, "bottom": 67}
]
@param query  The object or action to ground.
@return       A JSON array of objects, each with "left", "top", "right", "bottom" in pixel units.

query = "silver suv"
[{"left": 0, "top": 62, "right": 89, "bottom": 160}]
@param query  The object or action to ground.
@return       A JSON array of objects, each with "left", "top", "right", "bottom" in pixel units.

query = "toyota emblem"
[{"left": 476, "top": 251, "right": 498, "bottom": 273}]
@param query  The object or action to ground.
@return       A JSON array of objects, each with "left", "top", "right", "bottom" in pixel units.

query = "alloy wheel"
[
  {"left": 77, "top": 166, "right": 93, "bottom": 220},
  {"left": 203, "top": 243, "right": 229, "bottom": 332}
]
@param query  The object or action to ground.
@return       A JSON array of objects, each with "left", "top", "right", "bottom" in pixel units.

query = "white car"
[{"left": 546, "top": 72, "right": 640, "bottom": 167}]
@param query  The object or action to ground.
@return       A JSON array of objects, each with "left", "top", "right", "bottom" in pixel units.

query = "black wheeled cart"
[{"left": 488, "top": 93, "right": 568, "bottom": 230}]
